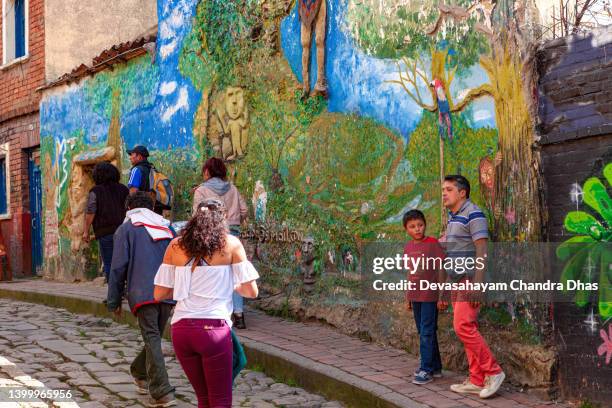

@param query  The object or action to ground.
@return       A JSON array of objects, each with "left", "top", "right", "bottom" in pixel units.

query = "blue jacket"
[{"left": 107, "top": 221, "right": 176, "bottom": 313}]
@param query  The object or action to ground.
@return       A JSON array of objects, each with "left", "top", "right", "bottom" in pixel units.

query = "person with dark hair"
[
  {"left": 127, "top": 145, "right": 166, "bottom": 215},
  {"left": 192, "top": 157, "right": 249, "bottom": 328},
  {"left": 402, "top": 209, "right": 445, "bottom": 385},
  {"left": 440, "top": 175, "right": 505, "bottom": 399},
  {"left": 83, "top": 162, "right": 129, "bottom": 282},
  {"left": 107, "top": 191, "right": 176, "bottom": 408},
  {"left": 127, "top": 145, "right": 151, "bottom": 194},
  {"left": 153, "top": 199, "right": 259, "bottom": 408}
]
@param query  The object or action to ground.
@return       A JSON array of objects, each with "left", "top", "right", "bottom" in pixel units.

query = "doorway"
[{"left": 28, "top": 149, "right": 43, "bottom": 276}]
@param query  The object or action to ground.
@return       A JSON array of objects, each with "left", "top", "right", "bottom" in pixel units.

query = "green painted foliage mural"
[
  {"left": 179, "top": 0, "right": 261, "bottom": 90},
  {"left": 86, "top": 56, "right": 159, "bottom": 120},
  {"left": 557, "top": 163, "right": 612, "bottom": 318},
  {"left": 347, "top": 0, "right": 488, "bottom": 70}
]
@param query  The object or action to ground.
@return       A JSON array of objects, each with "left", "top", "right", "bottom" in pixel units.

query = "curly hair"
[
  {"left": 179, "top": 199, "right": 228, "bottom": 260},
  {"left": 93, "top": 162, "right": 120, "bottom": 185}
]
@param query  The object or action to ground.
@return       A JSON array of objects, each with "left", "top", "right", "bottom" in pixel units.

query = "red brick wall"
[
  {"left": 0, "top": 0, "right": 45, "bottom": 121},
  {"left": 0, "top": 0, "right": 45, "bottom": 277}
]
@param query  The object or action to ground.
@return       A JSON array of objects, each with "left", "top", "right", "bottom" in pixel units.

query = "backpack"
[{"left": 148, "top": 167, "right": 174, "bottom": 210}]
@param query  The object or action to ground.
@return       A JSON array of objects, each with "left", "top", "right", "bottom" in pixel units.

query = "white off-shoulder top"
[{"left": 154, "top": 260, "right": 259, "bottom": 326}]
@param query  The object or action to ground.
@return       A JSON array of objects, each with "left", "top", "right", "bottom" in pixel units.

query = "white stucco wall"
[{"left": 44, "top": 0, "right": 158, "bottom": 82}]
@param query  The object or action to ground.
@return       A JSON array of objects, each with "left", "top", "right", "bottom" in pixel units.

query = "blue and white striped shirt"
[{"left": 445, "top": 199, "right": 489, "bottom": 278}]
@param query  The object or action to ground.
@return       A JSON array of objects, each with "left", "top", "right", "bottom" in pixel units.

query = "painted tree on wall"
[
  {"left": 348, "top": 0, "right": 544, "bottom": 241},
  {"left": 424, "top": 0, "right": 544, "bottom": 242},
  {"left": 348, "top": 0, "right": 489, "bottom": 115}
]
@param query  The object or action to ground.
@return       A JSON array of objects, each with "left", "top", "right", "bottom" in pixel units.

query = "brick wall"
[
  {"left": 538, "top": 26, "right": 612, "bottom": 404},
  {"left": 0, "top": 0, "right": 45, "bottom": 277}
]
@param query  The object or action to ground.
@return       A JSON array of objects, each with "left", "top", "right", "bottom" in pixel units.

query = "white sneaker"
[
  {"left": 479, "top": 371, "right": 505, "bottom": 399},
  {"left": 450, "top": 378, "right": 483, "bottom": 395}
]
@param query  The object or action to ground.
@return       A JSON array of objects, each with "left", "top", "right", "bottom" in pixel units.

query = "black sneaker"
[{"left": 233, "top": 313, "right": 246, "bottom": 329}]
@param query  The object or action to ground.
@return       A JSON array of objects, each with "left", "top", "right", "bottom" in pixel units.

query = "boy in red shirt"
[{"left": 403, "top": 210, "right": 446, "bottom": 385}]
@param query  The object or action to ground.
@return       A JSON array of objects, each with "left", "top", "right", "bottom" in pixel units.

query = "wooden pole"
[{"left": 440, "top": 134, "right": 445, "bottom": 232}]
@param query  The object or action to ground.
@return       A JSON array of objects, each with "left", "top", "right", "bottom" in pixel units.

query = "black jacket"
[{"left": 90, "top": 183, "right": 129, "bottom": 238}]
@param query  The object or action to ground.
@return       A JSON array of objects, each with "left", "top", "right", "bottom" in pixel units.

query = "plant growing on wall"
[{"left": 556, "top": 162, "right": 612, "bottom": 318}]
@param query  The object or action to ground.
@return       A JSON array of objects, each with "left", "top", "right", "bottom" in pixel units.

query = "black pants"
[{"left": 131, "top": 303, "right": 175, "bottom": 399}]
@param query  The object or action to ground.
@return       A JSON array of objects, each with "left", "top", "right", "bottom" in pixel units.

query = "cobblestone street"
[{"left": 0, "top": 299, "right": 342, "bottom": 408}]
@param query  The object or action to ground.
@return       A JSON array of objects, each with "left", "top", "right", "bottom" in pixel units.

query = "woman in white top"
[{"left": 153, "top": 199, "right": 259, "bottom": 408}]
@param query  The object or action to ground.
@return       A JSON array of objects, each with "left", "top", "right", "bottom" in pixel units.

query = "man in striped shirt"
[{"left": 441, "top": 175, "right": 505, "bottom": 399}]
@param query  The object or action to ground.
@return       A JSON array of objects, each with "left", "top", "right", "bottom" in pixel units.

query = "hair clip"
[{"left": 199, "top": 206, "right": 210, "bottom": 212}]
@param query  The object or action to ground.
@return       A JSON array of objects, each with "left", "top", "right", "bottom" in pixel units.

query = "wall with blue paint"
[{"left": 40, "top": 0, "right": 499, "bottom": 282}]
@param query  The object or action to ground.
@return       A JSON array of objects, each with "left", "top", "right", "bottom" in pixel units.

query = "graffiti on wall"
[{"left": 557, "top": 162, "right": 612, "bottom": 320}]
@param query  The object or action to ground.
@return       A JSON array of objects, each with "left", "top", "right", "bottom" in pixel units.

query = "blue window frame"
[{"left": 0, "top": 158, "right": 7, "bottom": 215}]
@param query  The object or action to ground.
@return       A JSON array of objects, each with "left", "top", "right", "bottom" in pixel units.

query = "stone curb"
[{"left": 0, "top": 287, "right": 425, "bottom": 408}]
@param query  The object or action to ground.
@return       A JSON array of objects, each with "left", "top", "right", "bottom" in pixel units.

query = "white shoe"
[
  {"left": 450, "top": 378, "right": 483, "bottom": 395},
  {"left": 479, "top": 371, "right": 505, "bottom": 399}
]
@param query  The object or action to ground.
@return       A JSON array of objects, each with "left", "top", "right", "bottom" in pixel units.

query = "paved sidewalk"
[{"left": 0, "top": 279, "right": 569, "bottom": 408}]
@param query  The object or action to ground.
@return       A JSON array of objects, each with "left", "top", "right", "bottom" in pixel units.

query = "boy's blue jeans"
[{"left": 412, "top": 301, "right": 442, "bottom": 374}]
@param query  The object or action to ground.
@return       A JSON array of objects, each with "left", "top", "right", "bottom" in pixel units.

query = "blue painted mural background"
[{"left": 41, "top": 0, "right": 201, "bottom": 151}]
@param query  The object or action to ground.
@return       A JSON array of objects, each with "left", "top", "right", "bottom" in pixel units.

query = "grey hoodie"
[{"left": 192, "top": 177, "right": 247, "bottom": 225}]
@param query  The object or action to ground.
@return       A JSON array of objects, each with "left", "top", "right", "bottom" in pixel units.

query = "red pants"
[{"left": 452, "top": 301, "right": 502, "bottom": 387}]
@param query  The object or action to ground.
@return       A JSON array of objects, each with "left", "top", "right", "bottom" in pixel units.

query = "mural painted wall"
[{"left": 40, "top": 0, "right": 560, "bottom": 388}]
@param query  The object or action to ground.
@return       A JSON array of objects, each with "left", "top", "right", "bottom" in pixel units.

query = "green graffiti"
[{"left": 557, "top": 162, "right": 612, "bottom": 318}]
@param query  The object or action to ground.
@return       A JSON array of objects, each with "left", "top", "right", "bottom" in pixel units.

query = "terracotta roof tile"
[{"left": 39, "top": 30, "right": 157, "bottom": 92}]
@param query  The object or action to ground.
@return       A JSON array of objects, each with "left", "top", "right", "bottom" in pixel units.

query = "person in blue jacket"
[{"left": 107, "top": 191, "right": 176, "bottom": 408}]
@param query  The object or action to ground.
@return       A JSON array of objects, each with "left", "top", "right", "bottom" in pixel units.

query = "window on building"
[
  {"left": 2, "top": 0, "right": 28, "bottom": 65},
  {"left": 0, "top": 157, "right": 7, "bottom": 215}
]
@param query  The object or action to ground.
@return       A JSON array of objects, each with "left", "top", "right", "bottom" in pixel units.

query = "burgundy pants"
[{"left": 171, "top": 318, "right": 232, "bottom": 408}]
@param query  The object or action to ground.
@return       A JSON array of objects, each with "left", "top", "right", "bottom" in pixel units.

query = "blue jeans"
[
  {"left": 412, "top": 301, "right": 442, "bottom": 373},
  {"left": 229, "top": 225, "right": 244, "bottom": 314},
  {"left": 98, "top": 234, "right": 114, "bottom": 281}
]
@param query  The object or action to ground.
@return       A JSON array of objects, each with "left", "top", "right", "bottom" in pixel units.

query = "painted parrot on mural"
[{"left": 430, "top": 79, "right": 454, "bottom": 141}]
